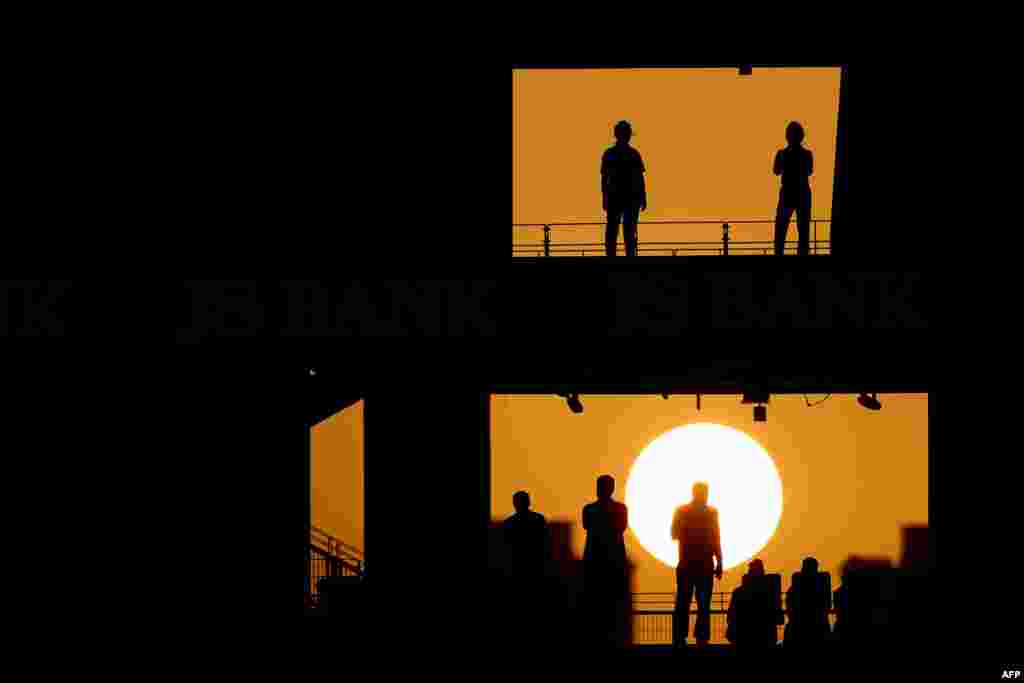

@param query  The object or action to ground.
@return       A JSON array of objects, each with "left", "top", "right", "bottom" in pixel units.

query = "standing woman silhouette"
[{"left": 773, "top": 122, "right": 814, "bottom": 256}]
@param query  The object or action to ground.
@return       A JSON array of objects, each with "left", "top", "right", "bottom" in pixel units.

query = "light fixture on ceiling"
[
  {"left": 857, "top": 393, "right": 882, "bottom": 411},
  {"left": 557, "top": 393, "right": 584, "bottom": 414}
]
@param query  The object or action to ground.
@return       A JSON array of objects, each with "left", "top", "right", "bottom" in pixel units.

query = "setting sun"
[{"left": 625, "top": 423, "right": 783, "bottom": 571}]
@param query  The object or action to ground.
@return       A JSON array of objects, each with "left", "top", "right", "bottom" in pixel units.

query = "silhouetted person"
[
  {"left": 773, "top": 121, "right": 813, "bottom": 256},
  {"left": 582, "top": 474, "right": 630, "bottom": 647},
  {"left": 501, "top": 491, "right": 550, "bottom": 642},
  {"left": 784, "top": 557, "right": 832, "bottom": 647},
  {"left": 601, "top": 121, "right": 647, "bottom": 257},
  {"left": 728, "top": 558, "right": 780, "bottom": 650},
  {"left": 502, "top": 491, "right": 549, "bottom": 578},
  {"left": 671, "top": 481, "right": 723, "bottom": 648},
  {"left": 833, "top": 555, "right": 894, "bottom": 645},
  {"left": 726, "top": 573, "right": 751, "bottom": 645}
]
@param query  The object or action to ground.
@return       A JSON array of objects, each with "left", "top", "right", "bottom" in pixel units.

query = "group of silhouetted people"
[
  {"left": 498, "top": 476, "right": 875, "bottom": 651},
  {"left": 601, "top": 120, "right": 814, "bottom": 257},
  {"left": 499, "top": 476, "right": 730, "bottom": 649}
]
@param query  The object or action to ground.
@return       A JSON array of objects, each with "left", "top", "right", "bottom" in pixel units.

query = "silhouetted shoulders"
[
  {"left": 601, "top": 146, "right": 645, "bottom": 171},
  {"left": 629, "top": 146, "right": 645, "bottom": 170},
  {"left": 601, "top": 147, "right": 614, "bottom": 170},
  {"left": 582, "top": 501, "right": 597, "bottom": 528}
]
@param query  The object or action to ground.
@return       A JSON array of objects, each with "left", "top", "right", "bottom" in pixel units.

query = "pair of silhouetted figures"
[
  {"left": 601, "top": 120, "right": 814, "bottom": 257},
  {"left": 724, "top": 556, "right": 833, "bottom": 650},
  {"left": 501, "top": 477, "right": 726, "bottom": 649},
  {"left": 499, "top": 477, "right": 630, "bottom": 648}
]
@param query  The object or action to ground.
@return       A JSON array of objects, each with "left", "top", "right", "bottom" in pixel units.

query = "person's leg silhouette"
[
  {"left": 694, "top": 573, "right": 714, "bottom": 645},
  {"left": 606, "top": 204, "right": 624, "bottom": 256},
  {"left": 623, "top": 204, "right": 640, "bottom": 256},
  {"left": 675, "top": 567, "right": 697, "bottom": 647},
  {"left": 796, "top": 192, "right": 812, "bottom": 256},
  {"left": 775, "top": 195, "right": 797, "bottom": 256}
]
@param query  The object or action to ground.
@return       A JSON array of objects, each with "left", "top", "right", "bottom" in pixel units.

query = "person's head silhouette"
[
  {"left": 785, "top": 121, "right": 805, "bottom": 147},
  {"left": 613, "top": 120, "right": 632, "bottom": 145},
  {"left": 748, "top": 558, "right": 765, "bottom": 577},
  {"left": 692, "top": 481, "right": 709, "bottom": 506},
  {"left": 513, "top": 491, "right": 530, "bottom": 514},
  {"left": 597, "top": 475, "right": 615, "bottom": 501},
  {"left": 801, "top": 557, "right": 819, "bottom": 574}
]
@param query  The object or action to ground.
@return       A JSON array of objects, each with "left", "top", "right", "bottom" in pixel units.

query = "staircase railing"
[
  {"left": 306, "top": 526, "right": 364, "bottom": 609},
  {"left": 309, "top": 524, "right": 364, "bottom": 569}
]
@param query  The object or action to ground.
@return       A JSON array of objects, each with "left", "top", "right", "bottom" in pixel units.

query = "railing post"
[
  {"left": 722, "top": 223, "right": 730, "bottom": 256},
  {"left": 543, "top": 225, "right": 551, "bottom": 257}
]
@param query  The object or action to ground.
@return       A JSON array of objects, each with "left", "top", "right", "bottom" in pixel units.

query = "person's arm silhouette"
[
  {"left": 638, "top": 152, "right": 647, "bottom": 212},
  {"left": 600, "top": 151, "right": 610, "bottom": 212},
  {"left": 807, "top": 149, "right": 814, "bottom": 178},
  {"left": 712, "top": 508, "right": 723, "bottom": 580},
  {"left": 774, "top": 149, "right": 784, "bottom": 176}
]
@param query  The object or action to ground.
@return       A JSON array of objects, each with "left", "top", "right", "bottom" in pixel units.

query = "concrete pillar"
[
  {"left": 831, "top": 63, "right": 849, "bottom": 258},
  {"left": 364, "top": 388, "right": 491, "bottom": 643}
]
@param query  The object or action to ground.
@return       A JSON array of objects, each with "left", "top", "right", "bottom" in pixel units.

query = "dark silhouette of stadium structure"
[{"left": 290, "top": 61, "right": 935, "bottom": 658}]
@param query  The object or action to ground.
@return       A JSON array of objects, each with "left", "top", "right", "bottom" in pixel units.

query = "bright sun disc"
[{"left": 625, "top": 423, "right": 783, "bottom": 570}]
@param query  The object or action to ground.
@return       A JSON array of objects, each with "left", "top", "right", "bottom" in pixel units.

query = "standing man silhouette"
[
  {"left": 503, "top": 491, "right": 549, "bottom": 579},
  {"left": 773, "top": 121, "right": 814, "bottom": 256},
  {"left": 601, "top": 121, "right": 647, "bottom": 257},
  {"left": 671, "top": 481, "right": 723, "bottom": 648},
  {"left": 501, "top": 491, "right": 550, "bottom": 643},
  {"left": 582, "top": 474, "right": 630, "bottom": 646}
]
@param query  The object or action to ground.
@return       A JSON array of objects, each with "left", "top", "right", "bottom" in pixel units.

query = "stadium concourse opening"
[
  {"left": 306, "top": 377, "right": 933, "bottom": 654},
  {"left": 513, "top": 64, "right": 850, "bottom": 259}
]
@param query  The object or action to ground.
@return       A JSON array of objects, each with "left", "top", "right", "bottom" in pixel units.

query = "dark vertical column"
[
  {"left": 831, "top": 63, "right": 849, "bottom": 259},
  {"left": 304, "top": 415, "right": 310, "bottom": 535},
  {"left": 302, "top": 374, "right": 312, "bottom": 603},
  {"left": 364, "top": 386, "right": 492, "bottom": 645},
  {"left": 927, "top": 389, "right": 935, "bottom": 570}
]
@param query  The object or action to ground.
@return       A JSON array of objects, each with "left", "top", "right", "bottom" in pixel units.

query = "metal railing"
[
  {"left": 309, "top": 524, "right": 364, "bottom": 569},
  {"left": 512, "top": 219, "right": 831, "bottom": 257},
  {"left": 631, "top": 591, "right": 837, "bottom": 645},
  {"left": 306, "top": 526, "right": 364, "bottom": 610},
  {"left": 306, "top": 543, "right": 362, "bottom": 608}
]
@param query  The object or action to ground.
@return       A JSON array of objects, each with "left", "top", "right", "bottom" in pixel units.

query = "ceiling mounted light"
[
  {"left": 857, "top": 393, "right": 882, "bottom": 411},
  {"left": 558, "top": 393, "right": 584, "bottom": 414},
  {"left": 741, "top": 389, "right": 770, "bottom": 405}
]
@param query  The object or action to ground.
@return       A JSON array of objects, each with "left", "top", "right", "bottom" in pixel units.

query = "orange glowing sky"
[
  {"left": 312, "top": 393, "right": 927, "bottom": 595},
  {"left": 513, "top": 68, "right": 840, "bottom": 252}
]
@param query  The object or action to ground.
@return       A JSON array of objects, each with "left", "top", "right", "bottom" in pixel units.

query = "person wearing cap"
[
  {"left": 670, "top": 481, "right": 723, "bottom": 648},
  {"left": 600, "top": 121, "right": 647, "bottom": 257}
]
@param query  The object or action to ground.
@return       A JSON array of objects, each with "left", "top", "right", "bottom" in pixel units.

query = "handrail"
[
  {"left": 514, "top": 219, "right": 830, "bottom": 227},
  {"left": 513, "top": 218, "right": 830, "bottom": 256},
  {"left": 308, "top": 543, "right": 362, "bottom": 576},
  {"left": 309, "top": 525, "right": 364, "bottom": 566}
]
